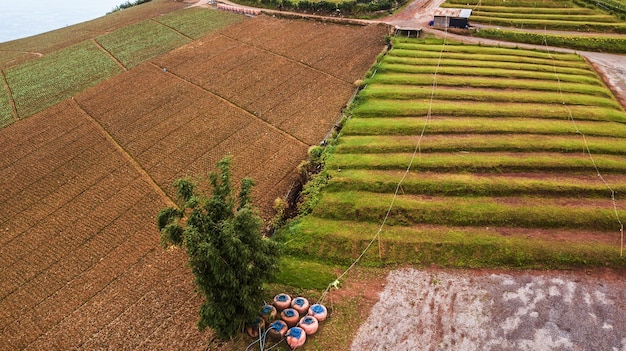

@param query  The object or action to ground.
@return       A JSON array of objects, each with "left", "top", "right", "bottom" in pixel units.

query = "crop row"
[
  {"left": 282, "top": 217, "right": 622, "bottom": 267},
  {"left": 358, "top": 86, "right": 621, "bottom": 109},
  {"left": 95, "top": 20, "right": 191, "bottom": 69},
  {"left": 4, "top": 41, "right": 123, "bottom": 119},
  {"left": 388, "top": 49, "right": 591, "bottom": 69},
  {"left": 471, "top": 16, "right": 626, "bottom": 33},
  {"left": 376, "top": 63, "right": 602, "bottom": 85},
  {"left": 334, "top": 134, "right": 626, "bottom": 155},
  {"left": 472, "top": 29, "right": 626, "bottom": 54},
  {"left": 391, "top": 41, "right": 584, "bottom": 61},
  {"left": 366, "top": 73, "right": 613, "bottom": 97},
  {"left": 314, "top": 191, "right": 625, "bottom": 230},
  {"left": 350, "top": 101, "right": 625, "bottom": 123},
  {"left": 324, "top": 169, "right": 626, "bottom": 197},
  {"left": 155, "top": 7, "right": 244, "bottom": 39},
  {"left": 325, "top": 152, "right": 626, "bottom": 173}
]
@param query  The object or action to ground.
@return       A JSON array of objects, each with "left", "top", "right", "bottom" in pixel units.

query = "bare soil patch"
[{"left": 352, "top": 267, "right": 626, "bottom": 350}]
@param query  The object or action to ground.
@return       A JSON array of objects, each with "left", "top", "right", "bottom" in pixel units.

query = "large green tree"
[{"left": 157, "top": 157, "right": 279, "bottom": 339}]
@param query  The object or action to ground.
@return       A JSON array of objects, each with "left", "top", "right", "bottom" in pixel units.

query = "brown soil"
[{"left": 0, "top": 15, "right": 388, "bottom": 350}]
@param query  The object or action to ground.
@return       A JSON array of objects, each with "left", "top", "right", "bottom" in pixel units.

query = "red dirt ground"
[{"left": 0, "top": 15, "right": 388, "bottom": 350}]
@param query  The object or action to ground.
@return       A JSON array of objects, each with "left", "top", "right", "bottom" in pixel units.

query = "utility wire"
[
  {"left": 318, "top": 28, "right": 450, "bottom": 304},
  {"left": 542, "top": 28, "right": 624, "bottom": 257}
]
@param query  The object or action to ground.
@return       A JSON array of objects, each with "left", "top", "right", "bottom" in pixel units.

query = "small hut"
[
  {"left": 394, "top": 26, "right": 422, "bottom": 38},
  {"left": 432, "top": 8, "right": 472, "bottom": 29}
]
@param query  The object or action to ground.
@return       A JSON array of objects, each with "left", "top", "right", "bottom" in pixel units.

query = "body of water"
[{"left": 0, "top": 0, "right": 127, "bottom": 44}]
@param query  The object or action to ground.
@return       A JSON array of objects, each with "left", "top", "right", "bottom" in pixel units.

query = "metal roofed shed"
[{"left": 432, "top": 8, "right": 472, "bottom": 29}]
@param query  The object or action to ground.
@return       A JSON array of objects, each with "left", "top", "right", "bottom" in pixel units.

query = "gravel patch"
[{"left": 351, "top": 268, "right": 626, "bottom": 351}]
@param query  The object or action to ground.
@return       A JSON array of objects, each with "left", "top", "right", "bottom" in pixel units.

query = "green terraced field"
[{"left": 280, "top": 38, "right": 626, "bottom": 268}]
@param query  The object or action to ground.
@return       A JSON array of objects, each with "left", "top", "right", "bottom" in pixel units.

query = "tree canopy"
[{"left": 157, "top": 157, "right": 279, "bottom": 339}]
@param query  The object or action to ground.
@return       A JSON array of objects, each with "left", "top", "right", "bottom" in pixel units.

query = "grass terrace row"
[{"left": 281, "top": 38, "right": 626, "bottom": 268}]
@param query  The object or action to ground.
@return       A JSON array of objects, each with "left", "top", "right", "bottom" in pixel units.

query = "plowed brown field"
[{"left": 0, "top": 14, "right": 388, "bottom": 350}]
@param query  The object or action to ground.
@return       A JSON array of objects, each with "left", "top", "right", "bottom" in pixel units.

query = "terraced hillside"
[
  {"left": 442, "top": 0, "right": 626, "bottom": 33},
  {"left": 282, "top": 37, "right": 626, "bottom": 268}
]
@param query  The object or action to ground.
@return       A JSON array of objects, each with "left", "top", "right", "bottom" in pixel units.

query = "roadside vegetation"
[{"left": 233, "top": 0, "right": 408, "bottom": 17}]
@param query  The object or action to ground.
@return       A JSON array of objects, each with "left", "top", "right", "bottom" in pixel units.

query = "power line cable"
[
  {"left": 542, "top": 28, "right": 624, "bottom": 257},
  {"left": 318, "top": 28, "right": 450, "bottom": 304}
]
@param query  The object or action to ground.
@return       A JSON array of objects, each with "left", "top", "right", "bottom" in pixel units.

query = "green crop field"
[
  {"left": 95, "top": 20, "right": 191, "bottom": 68},
  {"left": 0, "top": 79, "right": 13, "bottom": 127},
  {"left": 0, "top": 8, "right": 243, "bottom": 126},
  {"left": 156, "top": 7, "right": 244, "bottom": 39},
  {"left": 4, "top": 41, "right": 123, "bottom": 119},
  {"left": 279, "top": 38, "right": 626, "bottom": 268}
]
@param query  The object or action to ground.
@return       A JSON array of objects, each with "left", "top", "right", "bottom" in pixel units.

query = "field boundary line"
[
  {"left": 150, "top": 18, "right": 195, "bottom": 41},
  {"left": 149, "top": 62, "right": 310, "bottom": 147},
  {"left": 217, "top": 33, "right": 353, "bottom": 85},
  {"left": 72, "top": 98, "right": 175, "bottom": 207},
  {"left": 0, "top": 69, "right": 18, "bottom": 122},
  {"left": 92, "top": 38, "right": 128, "bottom": 71}
]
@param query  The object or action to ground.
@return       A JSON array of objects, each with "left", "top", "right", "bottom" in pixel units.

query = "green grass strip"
[
  {"left": 313, "top": 191, "right": 625, "bottom": 230},
  {"left": 282, "top": 217, "right": 624, "bottom": 267},
  {"left": 376, "top": 63, "right": 601, "bottom": 85},
  {"left": 444, "top": 0, "right": 577, "bottom": 8},
  {"left": 325, "top": 169, "right": 626, "bottom": 197},
  {"left": 335, "top": 134, "right": 626, "bottom": 155},
  {"left": 470, "top": 16, "right": 626, "bottom": 33},
  {"left": 388, "top": 49, "right": 591, "bottom": 69},
  {"left": 472, "top": 29, "right": 626, "bottom": 54},
  {"left": 382, "top": 56, "right": 596, "bottom": 77},
  {"left": 325, "top": 151, "right": 626, "bottom": 173},
  {"left": 358, "top": 86, "right": 621, "bottom": 109},
  {"left": 342, "top": 117, "right": 626, "bottom": 138},
  {"left": 471, "top": 12, "right": 617, "bottom": 22},
  {"left": 5, "top": 40, "right": 123, "bottom": 118},
  {"left": 350, "top": 100, "right": 626, "bottom": 123},
  {"left": 391, "top": 42, "right": 583, "bottom": 61},
  {"left": 366, "top": 73, "right": 612, "bottom": 97},
  {"left": 96, "top": 19, "right": 191, "bottom": 68},
  {"left": 156, "top": 8, "right": 244, "bottom": 40},
  {"left": 274, "top": 256, "right": 337, "bottom": 290}
]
